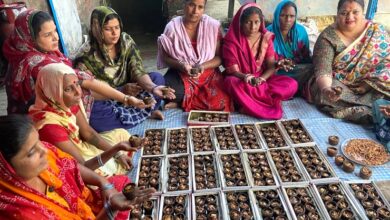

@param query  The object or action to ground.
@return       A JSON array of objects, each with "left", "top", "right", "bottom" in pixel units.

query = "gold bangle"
[{"left": 123, "top": 95, "right": 130, "bottom": 107}]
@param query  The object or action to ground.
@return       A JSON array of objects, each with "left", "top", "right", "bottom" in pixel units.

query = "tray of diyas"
[
  {"left": 251, "top": 187, "right": 293, "bottom": 219},
  {"left": 192, "top": 191, "right": 224, "bottom": 220},
  {"left": 187, "top": 110, "right": 230, "bottom": 126},
  {"left": 129, "top": 197, "right": 160, "bottom": 220},
  {"left": 159, "top": 194, "right": 190, "bottom": 220},
  {"left": 281, "top": 183, "right": 328, "bottom": 220},
  {"left": 256, "top": 121, "right": 289, "bottom": 149},
  {"left": 234, "top": 123, "right": 265, "bottom": 151},
  {"left": 189, "top": 126, "right": 215, "bottom": 154},
  {"left": 135, "top": 156, "right": 164, "bottom": 194},
  {"left": 343, "top": 181, "right": 390, "bottom": 219},
  {"left": 166, "top": 128, "right": 189, "bottom": 156},
  {"left": 221, "top": 190, "right": 258, "bottom": 220},
  {"left": 313, "top": 181, "right": 365, "bottom": 220},
  {"left": 163, "top": 155, "right": 192, "bottom": 194},
  {"left": 217, "top": 152, "right": 251, "bottom": 190},
  {"left": 142, "top": 129, "right": 166, "bottom": 157},
  {"left": 211, "top": 125, "right": 240, "bottom": 153},
  {"left": 341, "top": 138, "right": 390, "bottom": 166},
  {"left": 191, "top": 153, "right": 221, "bottom": 192},
  {"left": 278, "top": 119, "right": 314, "bottom": 147}
]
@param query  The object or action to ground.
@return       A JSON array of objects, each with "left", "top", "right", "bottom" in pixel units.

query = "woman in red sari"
[
  {"left": 222, "top": 3, "right": 297, "bottom": 119},
  {"left": 157, "top": 0, "right": 233, "bottom": 112},
  {"left": 0, "top": 115, "right": 155, "bottom": 220}
]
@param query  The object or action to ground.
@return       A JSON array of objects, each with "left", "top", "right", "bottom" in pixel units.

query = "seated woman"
[
  {"left": 29, "top": 63, "right": 138, "bottom": 177},
  {"left": 222, "top": 3, "right": 298, "bottom": 119},
  {"left": 267, "top": 0, "right": 312, "bottom": 91},
  {"left": 157, "top": 0, "right": 233, "bottom": 112},
  {"left": 3, "top": 9, "right": 154, "bottom": 133},
  {"left": 373, "top": 99, "right": 390, "bottom": 151},
  {"left": 0, "top": 114, "right": 155, "bottom": 220},
  {"left": 307, "top": 0, "right": 390, "bottom": 123},
  {"left": 76, "top": 6, "right": 175, "bottom": 130}
]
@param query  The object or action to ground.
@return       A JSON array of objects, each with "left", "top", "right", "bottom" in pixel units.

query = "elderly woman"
[
  {"left": 157, "top": 0, "right": 233, "bottom": 112},
  {"left": 267, "top": 0, "right": 312, "bottom": 91},
  {"left": 0, "top": 114, "right": 155, "bottom": 220},
  {"left": 76, "top": 6, "right": 175, "bottom": 130},
  {"left": 308, "top": 0, "right": 390, "bottom": 123},
  {"left": 222, "top": 3, "right": 297, "bottom": 119},
  {"left": 29, "top": 63, "right": 140, "bottom": 177},
  {"left": 3, "top": 9, "right": 153, "bottom": 133}
]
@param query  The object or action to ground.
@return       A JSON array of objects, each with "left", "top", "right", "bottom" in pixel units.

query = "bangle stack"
[
  {"left": 102, "top": 183, "right": 114, "bottom": 191},
  {"left": 97, "top": 154, "right": 104, "bottom": 167},
  {"left": 104, "top": 199, "right": 115, "bottom": 220},
  {"left": 123, "top": 95, "right": 130, "bottom": 107}
]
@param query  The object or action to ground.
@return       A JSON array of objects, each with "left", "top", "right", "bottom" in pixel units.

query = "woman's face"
[
  {"left": 242, "top": 13, "right": 262, "bottom": 37},
  {"left": 337, "top": 1, "right": 364, "bottom": 31},
  {"left": 63, "top": 74, "right": 82, "bottom": 107},
  {"left": 10, "top": 128, "right": 48, "bottom": 181},
  {"left": 279, "top": 5, "right": 296, "bottom": 33},
  {"left": 35, "top": 20, "right": 59, "bottom": 52},
  {"left": 184, "top": 0, "right": 206, "bottom": 23},
  {"left": 102, "top": 18, "right": 121, "bottom": 46}
]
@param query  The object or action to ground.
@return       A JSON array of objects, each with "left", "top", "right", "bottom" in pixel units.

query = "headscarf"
[
  {"left": 29, "top": 63, "right": 85, "bottom": 149},
  {"left": 157, "top": 14, "right": 220, "bottom": 69},
  {"left": 222, "top": 3, "right": 274, "bottom": 75},
  {"left": 0, "top": 141, "right": 101, "bottom": 220},
  {"left": 3, "top": 9, "right": 73, "bottom": 106},
  {"left": 267, "top": 0, "right": 310, "bottom": 62},
  {"left": 76, "top": 6, "right": 147, "bottom": 87}
]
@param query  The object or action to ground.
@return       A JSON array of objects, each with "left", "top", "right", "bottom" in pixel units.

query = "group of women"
[{"left": 0, "top": 0, "right": 389, "bottom": 218}]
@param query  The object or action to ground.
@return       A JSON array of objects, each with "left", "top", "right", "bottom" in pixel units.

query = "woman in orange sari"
[{"left": 0, "top": 114, "right": 155, "bottom": 220}]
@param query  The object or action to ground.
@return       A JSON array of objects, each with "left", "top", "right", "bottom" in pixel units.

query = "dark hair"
[
  {"left": 0, "top": 115, "right": 34, "bottom": 162},
  {"left": 103, "top": 13, "right": 121, "bottom": 26},
  {"left": 337, "top": 0, "right": 364, "bottom": 11},
  {"left": 240, "top": 6, "right": 263, "bottom": 25},
  {"left": 184, "top": 0, "right": 207, "bottom": 4},
  {"left": 281, "top": 1, "right": 297, "bottom": 13},
  {"left": 31, "top": 11, "right": 53, "bottom": 39}
]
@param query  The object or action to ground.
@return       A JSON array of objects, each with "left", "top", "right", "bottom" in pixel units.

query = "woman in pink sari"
[{"left": 222, "top": 3, "right": 297, "bottom": 119}]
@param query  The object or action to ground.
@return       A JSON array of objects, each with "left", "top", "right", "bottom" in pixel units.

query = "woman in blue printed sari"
[{"left": 267, "top": 0, "right": 312, "bottom": 92}]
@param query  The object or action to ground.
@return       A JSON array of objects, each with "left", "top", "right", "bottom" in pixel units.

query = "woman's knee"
[{"left": 148, "top": 72, "right": 165, "bottom": 85}]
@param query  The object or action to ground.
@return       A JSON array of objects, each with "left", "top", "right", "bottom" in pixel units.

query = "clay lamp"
[
  {"left": 266, "top": 178, "right": 275, "bottom": 185},
  {"left": 322, "top": 194, "right": 332, "bottom": 202},
  {"left": 130, "top": 206, "right": 142, "bottom": 218},
  {"left": 143, "top": 200, "right": 154, "bottom": 214},
  {"left": 196, "top": 213, "right": 207, "bottom": 220},
  {"left": 122, "top": 183, "right": 139, "bottom": 201},
  {"left": 337, "top": 200, "right": 349, "bottom": 209},
  {"left": 206, "top": 167, "right": 215, "bottom": 175},
  {"left": 305, "top": 204, "right": 316, "bottom": 212},
  {"left": 229, "top": 210, "right": 241, "bottom": 220},
  {"left": 289, "top": 196, "right": 301, "bottom": 206},
  {"left": 293, "top": 205, "right": 305, "bottom": 215},
  {"left": 129, "top": 135, "right": 142, "bottom": 148},
  {"left": 342, "top": 160, "right": 355, "bottom": 173},
  {"left": 325, "top": 201, "right": 337, "bottom": 210},
  {"left": 239, "top": 202, "right": 250, "bottom": 210},
  {"left": 321, "top": 172, "right": 331, "bottom": 178},
  {"left": 291, "top": 174, "right": 302, "bottom": 182},
  {"left": 270, "top": 199, "right": 281, "bottom": 208},
  {"left": 307, "top": 212, "right": 320, "bottom": 220},
  {"left": 333, "top": 194, "right": 345, "bottom": 202},
  {"left": 359, "top": 166, "right": 372, "bottom": 179},
  {"left": 362, "top": 200, "right": 375, "bottom": 208},
  {"left": 377, "top": 207, "right": 390, "bottom": 218},
  {"left": 163, "top": 205, "right": 174, "bottom": 215},
  {"left": 149, "top": 177, "right": 159, "bottom": 187},
  {"left": 273, "top": 207, "right": 284, "bottom": 216},
  {"left": 328, "top": 135, "right": 339, "bottom": 146},
  {"left": 327, "top": 146, "right": 338, "bottom": 157},
  {"left": 366, "top": 208, "right": 377, "bottom": 218},
  {"left": 168, "top": 184, "right": 178, "bottom": 191},
  {"left": 362, "top": 183, "right": 374, "bottom": 191},
  {"left": 174, "top": 204, "right": 184, "bottom": 214},
  {"left": 328, "top": 183, "right": 341, "bottom": 193},
  {"left": 329, "top": 209, "right": 341, "bottom": 220},
  {"left": 341, "top": 209, "right": 354, "bottom": 219},
  {"left": 334, "top": 155, "right": 345, "bottom": 166},
  {"left": 143, "top": 96, "right": 154, "bottom": 105},
  {"left": 207, "top": 175, "right": 216, "bottom": 182},
  {"left": 178, "top": 183, "right": 187, "bottom": 190},
  {"left": 373, "top": 199, "right": 383, "bottom": 207},
  {"left": 207, "top": 212, "right": 218, "bottom": 220},
  {"left": 207, "top": 181, "right": 216, "bottom": 188},
  {"left": 262, "top": 208, "right": 273, "bottom": 217},
  {"left": 302, "top": 195, "right": 312, "bottom": 203}
]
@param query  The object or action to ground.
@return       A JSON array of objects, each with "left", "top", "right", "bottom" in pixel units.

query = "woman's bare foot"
[
  {"left": 164, "top": 102, "right": 178, "bottom": 110},
  {"left": 150, "top": 110, "right": 164, "bottom": 120}
]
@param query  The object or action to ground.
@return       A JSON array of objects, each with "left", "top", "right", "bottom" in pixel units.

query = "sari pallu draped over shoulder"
[
  {"left": 157, "top": 14, "right": 233, "bottom": 112},
  {"left": 222, "top": 3, "right": 297, "bottom": 119},
  {"left": 333, "top": 22, "right": 390, "bottom": 97},
  {"left": 0, "top": 142, "right": 101, "bottom": 220},
  {"left": 3, "top": 9, "right": 94, "bottom": 115}
]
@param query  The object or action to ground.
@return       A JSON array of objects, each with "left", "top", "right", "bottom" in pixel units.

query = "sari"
[
  {"left": 222, "top": 3, "right": 297, "bottom": 119},
  {"left": 29, "top": 63, "right": 129, "bottom": 177},
  {"left": 2, "top": 9, "right": 93, "bottom": 116},
  {"left": 267, "top": 0, "right": 312, "bottom": 89},
  {"left": 309, "top": 22, "right": 390, "bottom": 123},
  {"left": 0, "top": 141, "right": 102, "bottom": 220},
  {"left": 157, "top": 14, "right": 233, "bottom": 112}
]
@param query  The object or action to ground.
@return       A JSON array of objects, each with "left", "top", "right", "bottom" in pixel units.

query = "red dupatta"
[
  {"left": 222, "top": 3, "right": 275, "bottom": 75},
  {"left": 0, "top": 142, "right": 101, "bottom": 220}
]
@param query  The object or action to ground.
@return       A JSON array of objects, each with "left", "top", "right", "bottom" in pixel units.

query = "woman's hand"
[
  {"left": 116, "top": 154, "right": 133, "bottom": 170},
  {"left": 112, "top": 141, "right": 143, "bottom": 170},
  {"left": 122, "top": 83, "right": 143, "bottom": 96},
  {"left": 243, "top": 74, "right": 255, "bottom": 84},
  {"left": 189, "top": 64, "right": 204, "bottom": 78},
  {"left": 380, "top": 105, "right": 390, "bottom": 117},
  {"left": 152, "top": 85, "right": 176, "bottom": 99},
  {"left": 179, "top": 62, "right": 192, "bottom": 76},
  {"left": 276, "top": 58, "right": 295, "bottom": 72},
  {"left": 321, "top": 87, "right": 341, "bottom": 102},
  {"left": 349, "top": 82, "right": 371, "bottom": 95},
  {"left": 109, "top": 187, "right": 156, "bottom": 211},
  {"left": 125, "top": 96, "right": 148, "bottom": 108}
]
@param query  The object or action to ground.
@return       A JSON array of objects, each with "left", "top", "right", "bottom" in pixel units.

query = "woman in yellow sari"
[
  {"left": 0, "top": 114, "right": 155, "bottom": 220},
  {"left": 307, "top": 0, "right": 390, "bottom": 123},
  {"left": 29, "top": 63, "right": 139, "bottom": 177}
]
